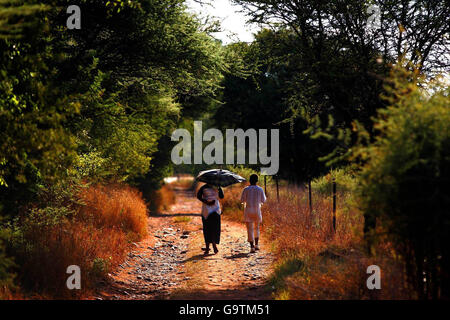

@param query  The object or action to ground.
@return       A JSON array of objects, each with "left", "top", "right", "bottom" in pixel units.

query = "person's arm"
[
  {"left": 218, "top": 186, "right": 224, "bottom": 199},
  {"left": 196, "top": 185, "right": 205, "bottom": 203},
  {"left": 240, "top": 188, "right": 246, "bottom": 204},
  {"left": 261, "top": 188, "right": 267, "bottom": 204}
]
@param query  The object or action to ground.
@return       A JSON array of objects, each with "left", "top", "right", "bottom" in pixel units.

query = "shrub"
[
  {"left": 9, "top": 216, "right": 127, "bottom": 298},
  {"left": 79, "top": 184, "right": 148, "bottom": 240},
  {"left": 4, "top": 182, "right": 148, "bottom": 298},
  {"left": 311, "top": 168, "right": 356, "bottom": 195},
  {"left": 147, "top": 184, "right": 176, "bottom": 213},
  {"left": 0, "top": 224, "right": 15, "bottom": 291},
  {"left": 356, "top": 66, "right": 450, "bottom": 299}
]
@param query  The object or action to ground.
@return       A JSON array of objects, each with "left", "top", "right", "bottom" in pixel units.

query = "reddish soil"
[{"left": 95, "top": 188, "right": 274, "bottom": 300}]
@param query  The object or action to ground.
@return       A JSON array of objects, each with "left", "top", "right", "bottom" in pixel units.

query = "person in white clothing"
[{"left": 240, "top": 174, "right": 267, "bottom": 253}]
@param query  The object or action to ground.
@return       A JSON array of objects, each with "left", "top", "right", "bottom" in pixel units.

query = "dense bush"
[
  {"left": 3, "top": 183, "right": 147, "bottom": 298},
  {"left": 0, "top": 0, "right": 227, "bottom": 298},
  {"left": 311, "top": 168, "right": 356, "bottom": 195},
  {"left": 356, "top": 66, "right": 450, "bottom": 299},
  {"left": 146, "top": 184, "right": 176, "bottom": 213},
  {"left": 79, "top": 184, "right": 148, "bottom": 241},
  {"left": 226, "top": 165, "right": 273, "bottom": 185},
  {"left": 0, "top": 225, "right": 15, "bottom": 291}
]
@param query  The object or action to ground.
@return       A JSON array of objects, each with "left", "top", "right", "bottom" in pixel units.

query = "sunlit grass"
[
  {"left": 6, "top": 183, "right": 149, "bottom": 299},
  {"left": 174, "top": 216, "right": 191, "bottom": 223}
]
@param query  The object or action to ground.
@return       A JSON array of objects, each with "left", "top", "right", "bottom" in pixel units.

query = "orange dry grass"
[
  {"left": 148, "top": 184, "right": 176, "bottom": 213},
  {"left": 196, "top": 181, "right": 409, "bottom": 299},
  {"left": 220, "top": 184, "right": 246, "bottom": 222},
  {"left": 8, "top": 183, "right": 149, "bottom": 299},
  {"left": 283, "top": 247, "right": 412, "bottom": 299},
  {"left": 263, "top": 184, "right": 411, "bottom": 299},
  {"left": 264, "top": 185, "right": 362, "bottom": 258},
  {"left": 284, "top": 255, "right": 369, "bottom": 299},
  {"left": 79, "top": 184, "right": 148, "bottom": 240},
  {"left": 0, "top": 286, "right": 23, "bottom": 300},
  {"left": 14, "top": 221, "right": 129, "bottom": 299}
]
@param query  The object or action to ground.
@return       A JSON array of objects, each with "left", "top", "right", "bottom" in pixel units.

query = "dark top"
[{"left": 197, "top": 184, "right": 224, "bottom": 204}]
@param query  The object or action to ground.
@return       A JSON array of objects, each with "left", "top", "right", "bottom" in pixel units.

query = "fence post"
[
  {"left": 332, "top": 177, "right": 337, "bottom": 232},
  {"left": 264, "top": 175, "right": 267, "bottom": 196},
  {"left": 308, "top": 179, "right": 312, "bottom": 215},
  {"left": 275, "top": 175, "right": 279, "bottom": 202}
]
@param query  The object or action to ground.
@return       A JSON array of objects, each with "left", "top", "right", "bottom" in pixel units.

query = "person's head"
[{"left": 249, "top": 174, "right": 258, "bottom": 185}]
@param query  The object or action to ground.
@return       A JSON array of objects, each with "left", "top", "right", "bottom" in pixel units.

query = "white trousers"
[{"left": 246, "top": 221, "right": 260, "bottom": 242}]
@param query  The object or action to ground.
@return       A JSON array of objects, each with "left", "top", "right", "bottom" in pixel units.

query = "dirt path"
[{"left": 95, "top": 188, "right": 274, "bottom": 300}]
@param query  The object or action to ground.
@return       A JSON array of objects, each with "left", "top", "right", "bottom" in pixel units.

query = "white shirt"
[
  {"left": 201, "top": 187, "right": 221, "bottom": 219},
  {"left": 240, "top": 185, "right": 266, "bottom": 222}
]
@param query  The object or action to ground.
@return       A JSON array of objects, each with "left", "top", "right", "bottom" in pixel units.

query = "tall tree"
[
  {"left": 0, "top": 0, "right": 229, "bottom": 213},
  {"left": 233, "top": 0, "right": 449, "bottom": 147}
]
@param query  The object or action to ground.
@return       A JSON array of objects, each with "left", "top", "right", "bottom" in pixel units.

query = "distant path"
[{"left": 95, "top": 184, "right": 274, "bottom": 300}]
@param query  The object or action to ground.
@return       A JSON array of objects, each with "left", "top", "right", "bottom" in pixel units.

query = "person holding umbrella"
[
  {"left": 197, "top": 183, "right": 224, "bottom": 255},
  {"left": 196, "top": 169, "right": 246, "bottom": 255}
]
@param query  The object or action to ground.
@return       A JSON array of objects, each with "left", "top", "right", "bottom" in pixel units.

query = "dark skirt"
[{"left": 202, "top": 212, "right": 221, "bottom": 244}]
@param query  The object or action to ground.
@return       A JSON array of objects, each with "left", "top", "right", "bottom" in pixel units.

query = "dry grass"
[
  {"left": 220, "top": 184, "right": 246, "bottom": 222},
  {"left": 264, "top": 185, "right": 360, "bottom": 258},
  {"left": 173, "top": 216, "right": 191, "bottom": 223},
  {"left": 7, "top": 183, "right": 149, "bottom": 299},
  {"left": 262, "top": 184, "right": 412, "bottom": 299},
  {"left": 79, "top": 183, "right": 148, "bottom": 241},
  {"left": 14, "top": 221, "right": 129, "bottom": 298},
  {"left": 216, "top": 180, "right": 411, "bottom": 299},
  {"left": 148, "top": 184, "right": 176, "bottom": 213}
]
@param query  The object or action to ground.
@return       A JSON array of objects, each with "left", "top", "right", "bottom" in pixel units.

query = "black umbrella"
[{"left": 195, "top": 169, "right": 246, "bottom": 187}]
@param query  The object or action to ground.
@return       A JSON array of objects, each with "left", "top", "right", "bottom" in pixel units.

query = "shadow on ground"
[
  {"left": 169, "top": 284, "right": 272, "bottom": 300},
  {"left": 150, "top": 212, "right": 201, "bottom": 218},
  {"left": 224, "top": 252, "right": 251, "bottom": 260}
]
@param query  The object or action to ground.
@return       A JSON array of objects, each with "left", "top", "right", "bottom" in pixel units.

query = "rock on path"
[
  {"left": 95, "top": 186, "right": 274, "bottom": 300},
  {"left": 96, "top": 224, "right": 190, "bottom": 300}
]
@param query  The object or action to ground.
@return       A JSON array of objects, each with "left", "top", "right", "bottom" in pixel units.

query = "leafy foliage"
[
  {"left": 0, "top": 0, "right": 228, "bottom": 214},
  {"left": 356, "top": 66, "right": 450, "bottom": 298},
  {"left": 0, "top": 0, "right": 230, "bottom": 296},
  {"left": 0, "top": 221, "right": 15, "bottom": 288},
  {"left": 223, "top": 0, "right": 449, "bottom": 178},
  {"left": 214, "top": 30, "right": 335, "bottom": 181}
]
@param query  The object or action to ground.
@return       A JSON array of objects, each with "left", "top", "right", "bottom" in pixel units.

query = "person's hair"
[{"left": 249, "top": 174, "right": 258, "bottom": 185}]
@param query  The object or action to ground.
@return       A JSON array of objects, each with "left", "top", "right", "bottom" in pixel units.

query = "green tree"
[
  {"left": 227, "top": 0, "right": 449, "bottom": 175},
  {"left": 356, "top": 66, "right": 450, "bottom": 299},
  {"left": 1, "top": 0, "right": 229, "bottom": 213},
  {"left": 0, "top": 4, "right": 79, "bottom": 215},
  {"left": 214, "top": 29, "right": 338, "bottom": 181}
]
